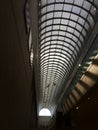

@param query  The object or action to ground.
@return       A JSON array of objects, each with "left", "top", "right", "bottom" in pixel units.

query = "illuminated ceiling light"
[
  {"left": 39, "top": 108, "right": 51, "bottom": 117},
  {"left": 30, "top": 51, "right": 33, "bottom": 66},
  {"left": 78, "top": 64, "right": 81, "bottom": 67},
  {"left": 76, "top": 106, "right": 79, "bottom": 110},
  {"left": 94, "top": 8, "right": 96, "bottom": 11}
]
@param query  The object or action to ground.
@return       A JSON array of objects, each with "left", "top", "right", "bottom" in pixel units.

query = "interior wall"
[{"left": 0, "top": 0, "right": 33, "bottom": 129}]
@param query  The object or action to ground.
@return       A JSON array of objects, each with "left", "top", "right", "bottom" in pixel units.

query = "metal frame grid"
[{"left": 38, "top": 0, "right": 98, "bottom": 110}]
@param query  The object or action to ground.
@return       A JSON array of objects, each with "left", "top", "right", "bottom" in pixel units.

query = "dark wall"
[{"left": 0, "top": 0, "right": 33, "bottom": 129}]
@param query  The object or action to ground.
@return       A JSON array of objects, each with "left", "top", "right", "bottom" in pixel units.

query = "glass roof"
[{"left": 38, "top": 0, "right": 98, "bottom": 109}]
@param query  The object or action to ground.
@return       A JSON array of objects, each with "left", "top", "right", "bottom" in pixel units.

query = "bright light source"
[
  {"left": 78, "top": 64, "right": 81, "bottom": 67},
  {"left": 39, "top": 108, "right": 51, "bottom": 116},
  {"left": 76, "top": 106, "right": 79, "bottom": 110}
]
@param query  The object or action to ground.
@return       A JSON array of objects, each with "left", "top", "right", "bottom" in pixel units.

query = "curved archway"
[{"left": 39, "top": 108, "right": 51, "bottom": 116}]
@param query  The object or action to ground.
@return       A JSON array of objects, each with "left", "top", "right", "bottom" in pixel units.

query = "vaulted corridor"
[{"left": 0, "top": 0, "right": 98, "bottom": 130}]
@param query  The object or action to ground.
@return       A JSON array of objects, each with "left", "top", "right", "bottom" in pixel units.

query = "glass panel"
[
  {"left": 41, "top": 22, "right": 46, "bottom": 28},
  {"left": 73, "top": 36, "right": 78, "bottom": 42},
  {"left": 82, "top": 29, "right": 86, "bottom": 37},
  {"left": 40, "top": 34, "right": 45, "bottom": 40},
  {"left": 78, "top": 41, "right": 82, "bottom": 48},
  {"left": 41, "top": 0, "right": 47, "bottom": 6},
  {"left": 74, "top": 0, "right": 83, "bottom": 6},
  {"left": 52, "top": 31, "right": 58, "bottom": 35},
  {"left": 46, "top": 32, "right": 51, "bottom": 37},
  {"left": 71, "top": 41, "right": 76, "bottom": 47},
  {"left": 52, "top": 36, "right": 58, "bottom": 40},
  {"left": 57, "top": 41, "right": 64, "bottom": 45},
  {"left": 49, "top": 59, "right": 64, "bottom": 64},
  {"left": 58, "top": 30, "right": 65, "bottom": 35},
  {"left": 67, "top": 27, "right": 74, "bottom": 33},
  {"left": 47, "top": 5, "right": 54, "bottom": 12},
  {"left": 46, "top": 26, "right": 52, "bottom": 31},
  {"left": 80, "top": 35, "right": 84, "bottom": 42},
  {"left": 46, "top": 12, "right": 54, "bottom": 19},
  {"left": 62, "top": 12, "right": 70, "bottom": 18},
  {"left": 62, "top": 45, "right": 70, "bottom": 52},
  {"left": 54, "top": 19, "right": 61, "bottom": 24},
  {"left": 43, "top": 67, "right": 61, "bottom": 71},
  {"left": 44, "top": 37, "right": 51, "bottom": 41},
  {"left": 80, "top": 10, "right": 88, "bottom": 18},
  {"left": 41, "top": 39, "right": 46, "bottom": 44},
  {"left": 64, "top": 38, "right": 71, "bottom": 43},
  {"left": 69, "top": 21, "right": 76, "bottom": 27},
  {"left": 55, "top": 49, "right": 62, "bottom": 53},
  {"left": 41, "top": 7, "right": 46, "bottom": 14},
  {"left": 41, "top": 15, "right": 46, "bottom": 22},
  {"left": 61, "top": 19, "right": 69, "bottom": 25},
  {"left": 59, "top": 26, "right": 66, "bottom": 31},
  {"left": 40, "top": 43, "right": 49, "bottom": 49},
  {"left": 40, "top": 50, "right": 50, "bottom": 56},
  {"left": 41, "top": 28, "right": 46, "bottom": 34},
  {"left": 58, "top": 36, "right": 64, "bottom": 40},
  {"left": 69, "top": 45, "right": 74, "bottom": 51},
  {"left": 41, "top": 53, "right": 50, "bottom": 58},
  {"left": 64, "top": 4, "right": 72, "bottom": 11},
  {"left": 42, "top": 61, "right": 56, "bottom": 65},
  {"left": 53, "top": 25, "right": 60, "bottom": 30},
  {"left": 42, "top": 45, "right": 50, "bottom": 50},
  {"left": 65, "top": 0, "right": 73, "bottom": 3},
  {"left": 55, "top": 3, "right": 63, "bottom": 10},
  {"left": 78, "top": 17, "right": 85, "bottom": 26},
  {"left": 91, "top": 5, "right": 97, "bottom": 15},
  {"left": 85, "top": 22, "right": 89, "bottom": 30},
  {"left": 50, "top": 44, "right": 57, "bottom": 48},
  {"left": 83, "top": 1, "right": 91, "bottom": 10},
  {"left": 87, "top": 14, "right": 95, "bottom": 28},
  {"left": 75, "top": 45, "right": 80, "bottom": 52},
  {"left": 72, "top": 6, "right": 81, "bottom": 14},
  {"left": 76, "top": 24, "right": 82, "bottom": 32},
  {"left": 51, "top": 41, "right": 58, "bottom": 44},
  {"left": 54, "top": 12, "right": 62, "bottom": 17},
  {"left": 47, "top": 0, "right": 55, "bottom": 4},
  {"left": 46, "top": 19, "right": 53, "bottom": 25},
  {"left": 74, "top": 30, "right": 80, "bottom": 37}
]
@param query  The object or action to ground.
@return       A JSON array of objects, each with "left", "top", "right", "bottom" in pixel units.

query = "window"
[{"left": 39, "top": 108, "right": 51, "bottom": 116}]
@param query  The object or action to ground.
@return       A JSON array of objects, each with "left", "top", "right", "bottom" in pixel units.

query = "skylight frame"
[{"left": 37, "top": 0, "right": 97, "bottom": 113}]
